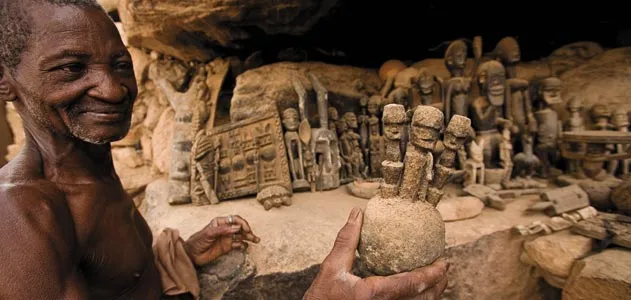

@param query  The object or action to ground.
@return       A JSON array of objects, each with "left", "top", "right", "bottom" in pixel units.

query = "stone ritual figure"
[
  {"left": 368, "top": 95, "right": 384, "bottom": 177},
  {"left": 608, "top": 110, "right": 631, "bottom": 177},
  {"left": 495, "top": 37, "right": 536, "bottom": 149},
  {"left": 190, "top": 131, "right": 220, "bottom": 205},
  {"left": 464, "top": 139, "right": 485, "bottom": 186},
  {"left": 443, "top": 39, "right": 473, "bottom": 125},
  {"left": 359, "top": 105, "right": 471, "bottom": 276},
  {"left": 282, "top": 108, "right": 309, "bottom": 190},
  {"left": 564, "top": 98, "right": 587, "bottom": 177},
  {"left": 380, "top": 104, "right": 407, "bottom": 198},
  {"left": 533, "top": 77, "right": 563, "bottom": 177},
  {"left": 341, "top": 112, "right": 367, "bottom": 179},
  {"left": 427, "top": 115, "right": 472, "bottom": 205},
  {"left": 399, "top": 106, "right": 444, "bottom": 202},
  {"left": 469, "top": 60, "right": 507, "bottom": 168},
  {"left": 154, "top": 68, "right": 209, "bottom": 205}
]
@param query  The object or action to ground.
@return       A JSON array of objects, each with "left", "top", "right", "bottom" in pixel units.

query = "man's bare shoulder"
[{"left": 0, "top": 158, "right": 74, "bottom": 245}]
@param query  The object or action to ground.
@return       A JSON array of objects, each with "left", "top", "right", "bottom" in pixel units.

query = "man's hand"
[
  {"left": 304, "top": 208, "right": 449, "bottom": 300},
  {"left": 184, "top": 215, "right": 261, "bottom": 267}
]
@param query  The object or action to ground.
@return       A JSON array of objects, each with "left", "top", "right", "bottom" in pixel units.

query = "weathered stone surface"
[
  {"left": 411, "top": 58, "right": 551, "bottom": 83},
  {"left": 523, "top": 231, "right": 593, "bottom": 278},
  {"left": 563, "top": 248, "right": 631, "bottom": 300},
  {"left": 230, "top": 62, "right": 381, "bottom": 122},
  {"left": 359, "top": 196, "right": 445, "bottom": 275},
  {"left": 560, "top": 47, "right": 631, "bottom": 122},
  {"left": 198, "top": 251, "right": 257, "bottom": 299},
  {"left": 112, "top": 147, "right": 144, "bottom": 169},
  {"left": 151, "top": 108, "right": 174, "bottom": 174},
  {"left": 118, "top": 0, "right": 339, "bottom": 62},
  {"left": 142, "top": 181, "right": 551, "bottom": 299},
  {"left": 547, "top": 41, "right": 604, "bottom": 76},
  {"left": 438, "top": 196, "right": 485, "bottom": 222},
  {"left": 97, "top": 0, "right": 119, "bottom": 12}
]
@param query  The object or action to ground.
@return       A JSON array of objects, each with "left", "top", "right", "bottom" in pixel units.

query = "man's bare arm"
[{"left": 0, "top": 184, "right": 89, "bottom": 299}]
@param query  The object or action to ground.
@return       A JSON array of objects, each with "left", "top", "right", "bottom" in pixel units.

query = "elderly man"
[{"left": 0, "top": 1, "right": 448, "bottom": 299}]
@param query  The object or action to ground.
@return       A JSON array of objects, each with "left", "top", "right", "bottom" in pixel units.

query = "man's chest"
[{"left": 61, "top": 183, "right": 161, "bottom": 298}]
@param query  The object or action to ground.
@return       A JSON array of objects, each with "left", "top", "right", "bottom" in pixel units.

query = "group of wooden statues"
[{"left": 156, "top": 35, "right": 631, "bottom": 210}]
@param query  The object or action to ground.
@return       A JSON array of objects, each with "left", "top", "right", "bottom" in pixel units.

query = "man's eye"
[
  {"left": 60, "top": 63, "right": 85, "bottom": 73},
  {"left": 114, "top": 61, "right": 133, "bottom": 71}
]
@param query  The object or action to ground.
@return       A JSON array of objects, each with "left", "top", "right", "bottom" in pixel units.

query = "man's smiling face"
[{"left": 10, "top": 2, "right": 137, "bottom": 144}]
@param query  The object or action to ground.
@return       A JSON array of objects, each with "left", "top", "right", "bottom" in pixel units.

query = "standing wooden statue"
[
  {"left": 443, "top": 39, "right": 473, "bottom": 125},
  {"left": 282, "top": 108, "right": 309, "bottom": 190}
]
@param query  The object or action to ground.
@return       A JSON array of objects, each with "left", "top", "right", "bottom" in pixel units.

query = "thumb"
[{"left": 321, "top": 207, "right": 363, "bottom": 273}]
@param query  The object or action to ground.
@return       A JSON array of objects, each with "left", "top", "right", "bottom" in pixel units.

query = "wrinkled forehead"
[{"left": 21, "top": 2, "right": 123, "bottom": 64}]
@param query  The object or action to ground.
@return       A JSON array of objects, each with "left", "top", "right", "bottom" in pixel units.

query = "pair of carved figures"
[
  {"left": 285, "top": 73, "right": 342, "bottom": 192},
  {"left": 381, "top": 104, "right": 471, "bottom": 205}
]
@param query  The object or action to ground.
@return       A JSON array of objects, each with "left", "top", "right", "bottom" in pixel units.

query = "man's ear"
[{"left": 0, "top": 65, "right": 18, "bottom": 102}]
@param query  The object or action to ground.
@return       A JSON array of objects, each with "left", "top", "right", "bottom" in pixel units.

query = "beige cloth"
[{"left": 153, "top": 228, "right": 200, "bottom": 299}]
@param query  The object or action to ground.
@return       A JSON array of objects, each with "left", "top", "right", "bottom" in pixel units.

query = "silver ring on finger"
[{"left": 227, "top": 215, "right": 234, "bottom": 225}]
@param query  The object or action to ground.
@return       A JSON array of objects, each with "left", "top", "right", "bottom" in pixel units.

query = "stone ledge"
[{"left": 144, "top": 178, "right": 552, "bottom": 299}]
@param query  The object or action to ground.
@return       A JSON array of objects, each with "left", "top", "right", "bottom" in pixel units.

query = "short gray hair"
[{"left": 0, "top": 0, "right": 103, "bottom": 69}]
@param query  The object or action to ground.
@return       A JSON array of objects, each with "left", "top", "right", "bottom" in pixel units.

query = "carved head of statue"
[
  {"left": 590, "top": 103, "right": 611, "bottom": 122},
  {"left": 390, "top": 88, "right": 410, "bottom": 107},
  {"left": 328, "top": 107, "right": 339, "bottom": 121},
  {"left": 343, "top": 112, "right": 358, "bottom": 129},
  {"left": 445, "top": 39, "right": 468, "bottom": 74},
  {"left": 495, "top": 37, "right": 521, "bottom": 66},
  {"left": 443, "top": 115, "right": 471, "bottom": 150},
  {"left": 382, "top": 104, "right": 407, "bottom": 141},
  {"left": 539, "top": 77, "right": 563, "bottom": 105},
  {"left": 477, "top": 60, "right": 506, "bottom": 106},
  {"left": 567, "top": 97, "right": 583, "bottom": 113},
  {"left": 418, "top": 69, "right": 435, "bottom": 96},
  {"left": 282, "top": 108, "right": 299, "bottom": 131},
  {"left": 411, "top": 106, "right": 444, "bottom": 150},
  {"left": 368, "top": 95, "right": 381, "bottom": 115},
  {"left": 612, "top": 110, "right": 630, "bottom": 128}
]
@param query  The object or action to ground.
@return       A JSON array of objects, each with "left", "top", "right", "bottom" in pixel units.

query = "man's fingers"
[
  {"left": 371, "top": 260, "right": 449, "bottom": 300},
  {"left": 321, "top": 207, "right": 363, "bottom": 273},
  {"left": 204, "top": 224, "right": 241, "bottom": 241},
  {"left": 218, "top": 215, "right": 261, "bottom": 243}
]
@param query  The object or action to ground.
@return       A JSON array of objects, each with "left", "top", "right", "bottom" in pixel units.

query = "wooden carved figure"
[
  {"left": 469, "top": 60, "right": 507, "bottom": 168},
  {"left": 190, "top": 131, "right": 220, "bottom": 205},
  {"left": 282, "top": 108, "right": 309, "bottom": 190},
  {"left": 585, "top": 103, "right": 614, "bottom": 180},
  {"left": 341, "top": 112, "right": 367, "bottom": 179},
  {"left": 495, "top": 37, "right": 536, "bottom": 148},
  {"left": 443, "top": 39, "right": 473, "bottom": 125},
  {"left": 533, "top": 77, "right": 563, "bottom": 177},
  {"left": 464, "top": 139, "right": 485, "bottom": 186},
  {"left": 609, "top": 110, "right": 631, "bottom": 177},
  {"left": 368, "top": 95, "right": 384, "bottom": 177},
  {"left": 564, "top": 98, "right": 586, "bottom": 177}
]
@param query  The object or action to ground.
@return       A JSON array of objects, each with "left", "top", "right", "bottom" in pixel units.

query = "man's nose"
[{"left": 86, "top": 69, "right": 128, "bottom": 103}]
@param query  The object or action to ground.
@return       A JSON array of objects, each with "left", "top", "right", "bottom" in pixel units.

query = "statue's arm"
[{"left": 0, "top": 186, "right": 88, "bottom": 299}]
